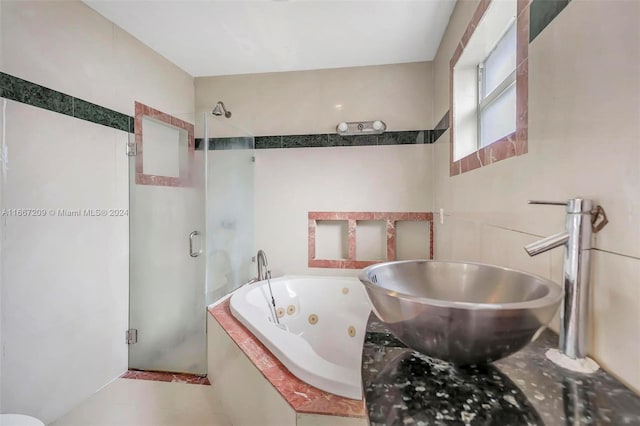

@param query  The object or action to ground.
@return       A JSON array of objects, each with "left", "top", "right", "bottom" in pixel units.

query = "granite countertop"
[{"left": 361, "top": 313, "right": 640, "bottom": 425}]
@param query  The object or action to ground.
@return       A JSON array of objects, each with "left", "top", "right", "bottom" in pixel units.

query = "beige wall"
[
  {"left": 254, "top": 144, "right": 434, "bottom": 278},
  {"left": 432, "top": 0, "right": 640, "bottom": 392},
  {"left": 195, "top": 62, "right": 433, "bottom": 137},
  {"left": 0, "top": 1, "right": 195, "bottom": 423},
  {"left": 195, "top": 64, "right": 435, "bottom": 277}
]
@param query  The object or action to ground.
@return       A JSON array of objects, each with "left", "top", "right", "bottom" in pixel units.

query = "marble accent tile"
[
  {"left": 195, "top": 137, "right": 252, "bottom": 150},
  {"left": 208, "top": 301, "right": 367, "bottom": 418},
  {"left": 529, "top": 0, "right": 570, "bottom": 42},
  {"left": 386, "top": 220, "right": 396, "bottom": 261},
  {"left": 1, "top": 72, "right": 73, "bottom": 117},
  {"left": 255, "top": 135, "right": 283, "bottom": 149},
  {"left": 429, "top": 219, "right": 434, "bottom": 260},
  {"left": 0, "top": 73, "right": 137, "bottom": 134},
  {"left": 516, "top": 59, "right": 530, "bottom": 156},
  {"left": 517, "top": 3, "right": 531, "bottom": 67},
  {"left": 208, "top": 137, "right": 253, "bottom": 150},
  {"left": 134, "top": 101, "right": 195, "bottom": 187},
  {"left": 518, "top": 0, "right": 533, "bottom": 16},
  {"left": 377, "top": 131, "right": 421, "bottom": 145},
  {"left": 460, "top": 0, "right": 492, "bottom": 49},
  {"left": 308, "top": 219, "right": 317, "bottom": 263},
  {"left": 282, "top": 134, "right": 332, "bottom": 148},
  {"left": 73, "top": 98, "right": 130, "bottom": 132},
  {"left": 431, "top": 129, "right": 447, "bottom": 143},
  {"left": 120, "top": 370, "right": 211, "bottom": 385},
  {"left": 309, "top": 212, "right": 433, "bottom": 221},
  {"left": 328, "top": 134, "right": 377, "bottom": 147},
  {"left": 434, "top": 110, "right": 450, "bottom": 131},
  {"left": 460, "top": 150, "right": 483, "bottom": 173},
  {"left": 347, "top": 220, "right": 357, "bottom": 260},
  {"left": 203, "top": 131, "right": 432, "bottom": 151}
]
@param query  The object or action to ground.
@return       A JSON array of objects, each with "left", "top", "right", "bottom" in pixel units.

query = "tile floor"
[{"left": 50, "top": 378, "right": 231, "bottom": 426}]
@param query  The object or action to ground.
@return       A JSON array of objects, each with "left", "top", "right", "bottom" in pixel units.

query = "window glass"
[
  {"left": 483, "top": 22, "right": 517, "bottom": 98},
  {"left": 480, "top": 84, "right": 516, "bottom": 146}
]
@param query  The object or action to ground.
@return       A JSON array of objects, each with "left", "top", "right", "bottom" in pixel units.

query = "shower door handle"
[{"left": 189, "top": 231, "right": 202, "bottom": 257}]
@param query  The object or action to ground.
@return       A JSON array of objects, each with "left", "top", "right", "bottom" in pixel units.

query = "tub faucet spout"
[
  {"left": 256, "top": 250, "right": 279, "bottom": 324},
  {"left": 524, "top": 198, "right": 607, "bottom": 361},
  {"left": 257, "top": 250, "right": 271, "bottom": 281}
]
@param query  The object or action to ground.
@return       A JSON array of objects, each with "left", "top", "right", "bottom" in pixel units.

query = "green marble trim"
[
  {"left": 196, "top": 129, "right": 445, "bottom": 150},
  {"left": 0, "top": 72, "right": 134, "bottom": 133},
  {"left": 264, "top": 130, "right": 430, "bottom": 149},
  {"left": 529, "top": 0, "right": 570, "bottom": 42}
]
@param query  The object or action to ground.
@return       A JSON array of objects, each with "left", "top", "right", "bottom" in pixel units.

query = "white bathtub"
[{"left": 229, "top": 275, "right": 372, "bottom": 399}]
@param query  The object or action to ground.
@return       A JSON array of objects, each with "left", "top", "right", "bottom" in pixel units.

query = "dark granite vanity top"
[{"left": 361, "top": 313, "right": 640, "bottom": 425}]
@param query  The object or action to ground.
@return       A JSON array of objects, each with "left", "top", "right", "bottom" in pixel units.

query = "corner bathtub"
[{"left": 229, "top": 275, "right": 372, "bottom": 399}]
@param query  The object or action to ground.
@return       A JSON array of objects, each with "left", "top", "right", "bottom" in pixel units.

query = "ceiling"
[{"left": 84, "top": 1, "right": 457, "bottom": 78}]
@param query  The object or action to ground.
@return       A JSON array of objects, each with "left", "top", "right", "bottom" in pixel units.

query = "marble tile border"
[
  {"left": 197, "top": 130, "right": 431, "bottom": 150},
  {"left": 449, "top": 0, "right": 530, "bottom": 176},
  {"left": 134, "top": 101, "right": 195, "bottom": 187},
  {"left": 0, "top": 72, "right": 447, "bottom": 148},
  {"left": 529, "top": 0, "right": 570, "bottom": 42},
  {"left": 432, "top": 111, "right": 450, "bottom": 143},
  {"left": 120, "top": 370, "right": 211, "bottom": 385},
  {"left": 0, "top": 72, "right": 133, "bottom": 133},
  {"left": 208, "top": 300, "right": 367, "bottom": 418},
  {"left": 308, "top": 212, "right": 434, "bottom": 269}
]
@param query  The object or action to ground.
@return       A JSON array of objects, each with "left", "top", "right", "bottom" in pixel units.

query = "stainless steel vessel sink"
[{"left": 359, "top": 260, "right": 562, "bottom": 365}]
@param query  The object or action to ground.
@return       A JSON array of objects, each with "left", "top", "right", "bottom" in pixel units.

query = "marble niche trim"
[
  {"left": 308, "top": 211, "right": 434, "bottom": 269},
  {"left": 208, "top": 300, "right": 366, "bottom": 418},
  {"left": 0, "top": 72, "right": 134, "bottom": 133},
  {"left": 449, "top": 0, "right": 530, "bottom": 176},
  {"left": 134, "top": 101, "right": 195, "bottom": 187},
  {"left": 120, "top": 370, "right": 211, "bottom": 385}
]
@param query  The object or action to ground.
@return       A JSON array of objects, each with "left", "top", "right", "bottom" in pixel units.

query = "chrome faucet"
[
  {"left": 257, "top": 249, "right": 271, "bottom": 281},
  {"left": 256, "top": 250, "right": 279, "bottom": 324},
  {"left": 524, "top": 198, "right": 608, "bottom": 360}
]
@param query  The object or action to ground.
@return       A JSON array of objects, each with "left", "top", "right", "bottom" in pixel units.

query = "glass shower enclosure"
[{"left": 128, "top": 105, "right": 254, "bottom": 376}]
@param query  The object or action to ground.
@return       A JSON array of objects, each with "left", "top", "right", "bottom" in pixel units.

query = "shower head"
[{"left": 212, "top": 101, "right": 232, "bottom": 118}]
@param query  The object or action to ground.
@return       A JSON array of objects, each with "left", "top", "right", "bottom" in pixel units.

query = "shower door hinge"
[
  {"left": 126, "top": 135, "right": 137, "bottom": 156},
  {"left": 126, "top": 329, "right": 138, "bottom": 344}
]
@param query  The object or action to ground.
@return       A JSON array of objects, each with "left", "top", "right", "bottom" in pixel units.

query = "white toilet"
[{"left": 0, "top": 414, "right": 45, "bottom": 426}]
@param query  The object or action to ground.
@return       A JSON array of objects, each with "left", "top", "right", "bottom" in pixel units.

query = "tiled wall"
[
  {"left": 193, "top": 63, "right": 436, "bottom": 278},
  {"left": 0, "top": 1, "right": 195, "bottom": 423},
  {"left": 432, "top": 0, "right": 640, "bottom": 393},
  {"left": 0, "top": 72, "right": 135, "bottom": 132},
  {"left": 254, "top": 144, "right": 434, "bottom": 277}
]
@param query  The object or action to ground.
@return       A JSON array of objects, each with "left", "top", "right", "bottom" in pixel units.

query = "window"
[
  {"left": 478, "top": 22, "right": 516, "bottom": 148},
  {"left": 450, "top": 0, "right": 529, "bottom": 176}
]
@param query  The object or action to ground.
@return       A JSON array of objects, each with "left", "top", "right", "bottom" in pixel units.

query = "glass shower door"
[
  {"left": 128, "top": 107, "right": 206, "bottom": 375},
  {"left": 204, "top": 113, "right": 255, "bottom": 305}
]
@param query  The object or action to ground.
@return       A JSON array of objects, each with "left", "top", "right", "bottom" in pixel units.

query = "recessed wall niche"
[
  {"left": 315, "top": 220, "right": 349, "bottom": 260},
  {"left": 134, "top": 101, "right": 195, "bottom": 187},
  {"left": 308, "top": 212, "right": 434, "bottom": 269},
  {"left": 396, "top": 221, "right": 431, "bottom": 260},
  {"left": 356, "top": 221, "right": 387, "bottom": 261}
]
